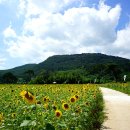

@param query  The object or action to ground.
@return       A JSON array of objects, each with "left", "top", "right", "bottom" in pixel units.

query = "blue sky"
[{"left": 0, "top": 0, "right": 130, "bottom": 70}]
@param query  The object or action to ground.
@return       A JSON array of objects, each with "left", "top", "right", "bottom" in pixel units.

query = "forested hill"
[
  {"left": 0, "top": 64, "right": 37, "bottom": 77},
  {"left": 35, "top": 53, "right": 130, "bottom": 72},
  {"left": 0, "top": 53, "right": 130, "bottom": 83}
]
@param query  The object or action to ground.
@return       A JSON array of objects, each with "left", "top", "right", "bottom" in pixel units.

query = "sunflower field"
[{"left": 0, "top": 84, "right": 104, "bottom": 130}]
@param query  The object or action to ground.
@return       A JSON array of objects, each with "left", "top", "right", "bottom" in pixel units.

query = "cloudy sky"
[{"left": 0, "top": 0, "right": 130, "bottom": 70}]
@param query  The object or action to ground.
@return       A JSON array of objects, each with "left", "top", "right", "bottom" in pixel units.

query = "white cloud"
[
  {"left": 4, "top": 0, "right": 130, "bottom": 66},
  {"left": 112, "top": 24, "right": 130, "bottom": 59},
  {"left": 3, "top": 25, "right": 16, "bottom": 38},
  {"left": 0, "top": 57, "right": 6, "bottom": 70},
  {"left": 114, "top": 24, "right": 130, "bottom": 49},
  {"left": 22, "top": 0, "right": 75, "bottom": 18},
  {"left": 17, "top": 0, "right": 27, "bottom": 16}
]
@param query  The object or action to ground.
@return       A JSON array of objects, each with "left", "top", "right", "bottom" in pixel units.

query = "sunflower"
[
  {"left": 43, "top": 96, "right": 50, "bottom": 102},
  {"left": 55, "top": 110, "right": 62, "bottom": 118},
  {"left": 44, "top": 103, "right": 49, "bottom": 109},
  {"left": 52, "top": 104, "right": 57, "bottom": 111},
  {"left": 20, "top": 90, "right": 36, "bottom": 104},
  {"left": 75, "top": 95, "right": 79, "bottom": 100},
  {"left": 70, "top": 96, "right": 76, "bottom": 103},
  {"left": 43, "top": 97, "right": 47, "bottom": 102},
  {"left": 75, "top": 106, "right": 82, "bottom": 114},
  {"left": 37, "top": 101, "right": 41, "bottom": 104},
  {"left": 85, "top": 102, "right": 90, "bottom": 106},
  {"left": 20, "top": 90, "right": 27, "bottom": 97},
  {"left": 62, "top": 103, "right": 69, "bottom": 110},
  {"left": 93, "top": 94, "right": 96, "bottom": 98},
  {"left": 11, "top": 113, "right": 16, "bottom": 118},
  {"left": 61, "top": 100, "right": 65, "bottom": 103}
]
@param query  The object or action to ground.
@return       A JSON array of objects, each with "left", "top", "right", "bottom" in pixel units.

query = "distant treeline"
[
  {"left": 0, "top": 63, "right": 129, "bottom": 84},
  {"left": 0, "top": 53, "right": 130, "bottom": 84}
]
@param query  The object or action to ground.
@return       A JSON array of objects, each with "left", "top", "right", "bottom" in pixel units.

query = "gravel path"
[{"left": 100, "top": 87, "right": 130, "bottom": 130}]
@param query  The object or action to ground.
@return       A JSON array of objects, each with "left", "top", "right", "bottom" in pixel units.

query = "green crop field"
[
  {"left": 0, "top": 84, "right": 104, "bottom": 130},
  {"left": 102, "top": 82, "right": 130, "bottom": 95}
]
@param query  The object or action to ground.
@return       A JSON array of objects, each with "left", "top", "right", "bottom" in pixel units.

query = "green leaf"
[
  {"left": 30, "top": 120, "right": 36, "bottom": 126},
  {"left": 58, "top": 123, "right": 67, "bottom": 127},
  {"left": 20, "top": 120, "right": 30, "bottom": 127},
  {"left": 20, "top": 120, "right": 36, "bottom": 127},
  {"left": 45, "top": 123, "right": 55, "bottom": 130}
]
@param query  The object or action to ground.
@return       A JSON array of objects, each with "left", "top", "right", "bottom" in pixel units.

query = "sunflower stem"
[{"left": 35, "top": 103, "right": 38, "bottom": 128}]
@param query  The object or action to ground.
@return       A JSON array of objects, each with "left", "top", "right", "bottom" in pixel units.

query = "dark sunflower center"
[
  {"left": 71, "top": 98, "right": 75, "bottom": 102},
  {"left": 25, "top": 92, "right": 33, "bottom": 100},
  {"left": 64, "top": 104, "right": 69, "bottom": 109},
  {"left": 56, "top": 112, "right": 61, "bottom": 117}
]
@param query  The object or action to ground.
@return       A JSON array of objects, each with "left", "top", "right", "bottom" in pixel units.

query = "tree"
[
  {"left": 106, "top": 64, "right": 122, "bottom": 82},
  {"left": 24, "top": 69, "right": 34, "bottom": 82},
  {"left": 89, "top": 64, "right": 106, "bottom": 83},
  {"left": 30, "top": 70, "right": 51, "bottom": 84},
  {"left": 0, "top": 75, "right": 2, "bottom": 83},
  {"left": 2, "top": 72, "right": 18, "bottom": 83}
]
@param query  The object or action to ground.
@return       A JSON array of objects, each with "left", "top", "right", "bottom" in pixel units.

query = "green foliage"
[
  {"left": 102, "top": 83, "right": 130, "bottom": 95},
  {"left": 31, "top": 69, "right": 87, "bottom": 84},
  {"left": 34, "top": 53, "right": 130, "bottom": 74},
  {"left": 24, "top": 69, "right": 35, "bottom": 83},
  {"left": 2, "top": 72, "right": 18, "bottom": 83},
  {"left": 46, "top": 123, "right": 55, "bottom": 130},
  {"left": 0, "top": 53, "right": 130, "bottom": 83},
  {"left": 0, "top": 64, "right": 36, "bottom": 79}
]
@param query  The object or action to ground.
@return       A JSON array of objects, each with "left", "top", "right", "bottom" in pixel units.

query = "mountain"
[
  {"left": 34, "top": 53, "right": 130, "bottom": 72},
  {"left": 0, "top": 53, "right": 130, "bottom": 78},
  {"left": 0, "top": 64, "right": 36, "bottom": 77}
]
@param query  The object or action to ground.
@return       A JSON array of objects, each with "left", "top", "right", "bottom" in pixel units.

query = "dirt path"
[{"left": 100, "top": 87, "right": 130, "bottom": 130}]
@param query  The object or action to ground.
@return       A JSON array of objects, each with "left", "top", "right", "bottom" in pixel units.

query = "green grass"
[{"left": 102, "top": 82, "right": 130, "bottom": 95}]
